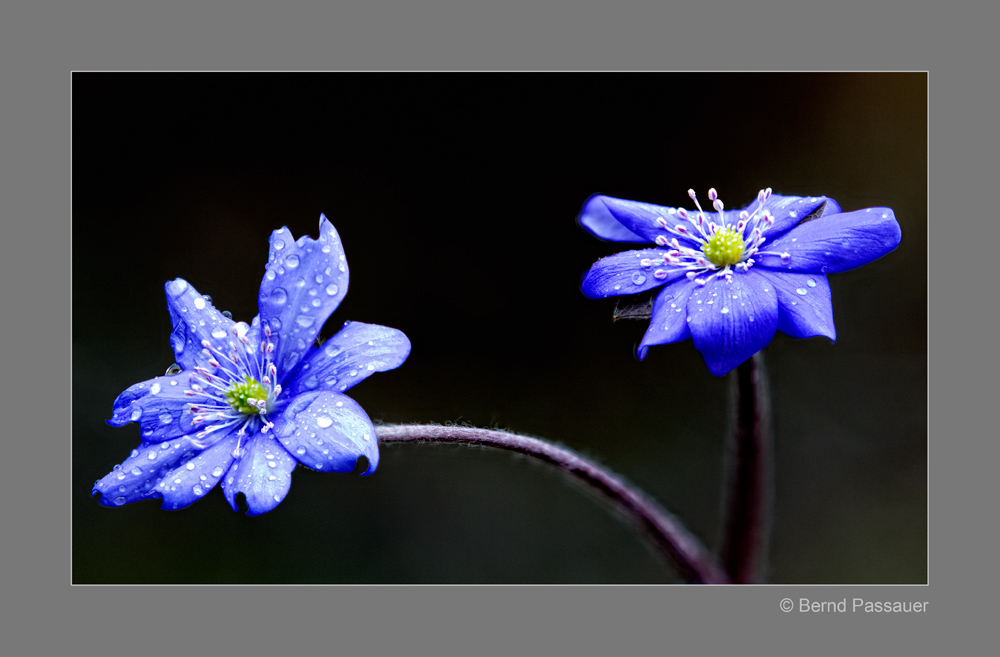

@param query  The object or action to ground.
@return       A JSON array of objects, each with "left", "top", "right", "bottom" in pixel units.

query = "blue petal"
[
  {"left": 577, "top": 194, "right": 647, "bottom": 242},
  {"left": 756, "top": 270, "right": 836, "bottom": 341},
  {"left": 150, "top": 434, "right": 239, "bottom": 510},
  {"left": 686, "top": 271, "right": 779, "bottom": 376},
  {"left": 581, "top": 195, "right": 703, "bottom": 247},
  {"left": 637, "top": 279, "right": 697, "bottom": 359},
  {"left": 581, "top": 249, "right": 687, "bottom": 299},
  {"left": 286, "top": 321, "right": 411, "bottom": 396},
  {"left": 220, "top": 433, "right": 298, "bottom": 515},
  {"left": 754, "top": 194, "right": 836, "bottom": 239},
  {"left": 257, "top": 215, "right": 350, "bottom": 382},
  {"left": 272, "top": 391, "right": 379, "bottom": 475},
  {"left": 93, "top": 436, "right": 207, "bottom": 507},
  {"left": 756, "top": 207, "right": 901, "bottom": 273},
  {"left": 165, "top": 278, "right": 244, "bottom": 371},
  {"left": 108, "top": 371, "right": 205, "bottom": 442}
]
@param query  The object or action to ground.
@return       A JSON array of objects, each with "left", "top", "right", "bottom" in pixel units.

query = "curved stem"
[
  {"left": 376, "top": 423, "right": 730, "bottom": 584},
  {"left": 721, "top": 351, "right": 773, "bottom": 583}
]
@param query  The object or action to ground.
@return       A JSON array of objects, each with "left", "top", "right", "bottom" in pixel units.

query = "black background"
[{"left": 72, "top": 73, "right": 926, "bottom": 583}]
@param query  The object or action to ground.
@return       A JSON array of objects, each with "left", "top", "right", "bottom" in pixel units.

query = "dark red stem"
[
  {"left": 376, "top": 424, "right": 730, "bottom": 584},
  {"left": 721, "top": 351, "right": 772, "bottom": 583}
]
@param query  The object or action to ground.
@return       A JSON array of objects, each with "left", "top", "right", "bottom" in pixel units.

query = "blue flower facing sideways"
[
  {"left": 93, "top": 215, "right": 410, "bottom": 514},
  {"left": 579, "top": 188, "right": 901, "bottom": 376}
]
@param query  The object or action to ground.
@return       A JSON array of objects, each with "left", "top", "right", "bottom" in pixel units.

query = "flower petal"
[
  {"left": 756, "top": 194, "right": 837, "bottom": 238},
  {"left": 636, "top": 279, "right": 698, "bottom": 359},
  {"left": 92, "top": 436, "right": 206, "bottom": 507},
  {"left": 581, "top": 249, "right": 687, "bottom": 299},
  {"left": 287, "top": 321, "right": 411, "bottom": 396},
  {"left": 108, "top": 370, "right": 207, "bottom": 442},
  {"left": 257, "top": 215, "right": 350, "bottom": 381},
  {"left": 272, "top": 391, "right": 379, "bottom": 475},
  {"left": 581, "top": 195, "right": 703, "bottom": 247},
  {"left": 757, "top": 207, "right": 901, "bottom": 273},
  {"left": 686, "top": 271, "right": 778, "bottom": 376},
  {"left": 755, "top": 270, "right": 836, "bottom": 341},
  {"left": 150, "top": 434, "right": 239, "bottom": 510},
  {"left": 165, "top": 278, "right": 244, "bottom": 371},
  {"left": 221, "top": 433, "right": 298, "bottom": 515},
  {"left": 577, "top": 194, "right": 648, "bottom": 242}
]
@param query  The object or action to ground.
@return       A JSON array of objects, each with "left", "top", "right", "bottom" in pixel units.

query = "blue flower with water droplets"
[
  {"left": 579, "top": 188, "right": 901, "bottom": 376},
  {"left": 93, "top": 215, "right": 410, "bottom": 514}
]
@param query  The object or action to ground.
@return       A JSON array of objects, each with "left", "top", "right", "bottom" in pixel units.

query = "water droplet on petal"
[
  {"left": 113, "top": 496, "right": 127, "bottom": 506},
  {"left": 270, "top": 288, "right": 288, "bottom": 305},
  {"left": 130, "top": 408, "right": 142, "bottom": 421},
  {"left": 296, "top": 315, "right": 315, "bottom": 328},
  {"left": 211, "top": 466, "right": 225, "bottom": 477},
  {"left": 159, "top": 412, "right": 173, "bottom": 424},
  {"left": 316, "top": 415, "right": 333, "bottom": 428},
  {"left": 193, "top": 484, "right": 204, "bottom": 496},
  {"left": 631, "top": 272, "right": 647, "bottom": 285},
  {"left": 807, "top": 278, "right": 817, "bottom": 288},
  {"left": 721, "top": 307, "right": 729, "bottom": 314},
  {"left": 274, "top": 238, "right": 285, "bottom": 250},
  {"left": 796, "top": 288, "right": 807, "bottom": 295},
  {"left": 285, "top": 254, "right": 300, "bottom": 268}
]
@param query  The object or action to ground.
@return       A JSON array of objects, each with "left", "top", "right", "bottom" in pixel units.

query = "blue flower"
[
  {"left": 93, "top": 215, "right": 410, "bottom": 514},
  {"left": 579, "top": 188, "right": 901, "bottom": 376}
]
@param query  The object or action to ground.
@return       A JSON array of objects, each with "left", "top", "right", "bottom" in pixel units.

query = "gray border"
[{"left": 10, "top": 1, "right": 975, "bottom": 653}]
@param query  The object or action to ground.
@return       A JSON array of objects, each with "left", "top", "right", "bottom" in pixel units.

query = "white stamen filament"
[{"left": 645, "top": 187, "right": 778, "bottom": 286}]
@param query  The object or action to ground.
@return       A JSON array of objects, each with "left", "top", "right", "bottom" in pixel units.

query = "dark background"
[{"left": 72, "top": 73, "right": 926, "bottom": 584}]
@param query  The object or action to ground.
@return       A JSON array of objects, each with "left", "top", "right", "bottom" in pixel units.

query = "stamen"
[{"left": 645, "top": 187, "right": 781, "bottom": 285}]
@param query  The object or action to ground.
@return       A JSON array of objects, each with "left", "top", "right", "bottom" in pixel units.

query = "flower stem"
[
  {"left": 376, "top": 424, "right": 730, "bottom": 584},
  {"left": 721, "top": 351, "right": 773, "bottom": 583}
]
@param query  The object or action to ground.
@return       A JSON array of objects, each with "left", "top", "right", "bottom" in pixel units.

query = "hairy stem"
[
  {"left": 376, "top": 423, "right": 729, "bottom": 584},
  {"left": 721, "top": 351, "right": 773, "bottom": 583}
]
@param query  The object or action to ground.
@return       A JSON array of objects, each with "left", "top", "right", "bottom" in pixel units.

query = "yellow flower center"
[
  {"left": 225, "top": 376, "right": 268, "bottom": 415},
  {"left": 702, "top": 226, "right": 745, "bottom": 267}
]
